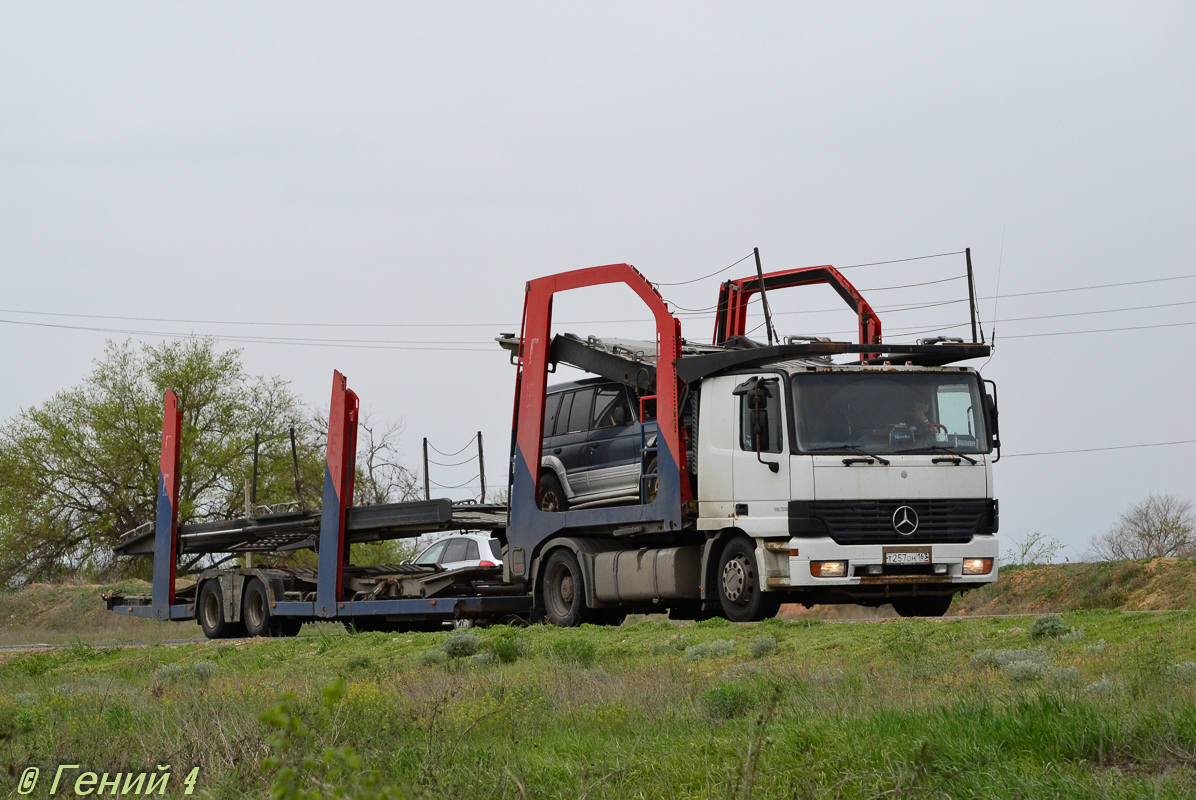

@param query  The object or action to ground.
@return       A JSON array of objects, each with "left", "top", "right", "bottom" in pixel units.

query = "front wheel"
[
  {"left": 717, "top": 537, "right": 781, "bottom": 622},
  {"left": 891, "top": 595, "right": 953, "bottom": 618}
]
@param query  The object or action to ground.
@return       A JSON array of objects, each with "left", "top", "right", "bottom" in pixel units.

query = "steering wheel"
[{"left": 923, "top": 423, "right": 948, "bottom": 433}]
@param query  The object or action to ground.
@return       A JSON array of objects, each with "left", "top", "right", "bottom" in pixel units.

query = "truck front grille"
[{"left": 792, "top": 499, "right": 997, "bottom": 545}]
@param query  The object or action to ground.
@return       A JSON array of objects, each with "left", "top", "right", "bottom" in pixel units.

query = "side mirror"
[
  {"left": 613, "top": 405, "right": 628, "bottom": 426},
  {"left": 983, "top": 379, "right": 1001, "bottom": 460}
]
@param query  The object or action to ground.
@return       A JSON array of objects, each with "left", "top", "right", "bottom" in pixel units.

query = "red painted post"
[{"left": 151, "top": 391, "right": 182, "bottom": 619}]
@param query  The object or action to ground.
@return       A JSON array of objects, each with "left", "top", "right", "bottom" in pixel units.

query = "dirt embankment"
[
  {"left": 0, "top": 581, "right": 204, "bottom": 645},
  {"left": 781, "top": 558, "right": 1196, "bottom": 620}
]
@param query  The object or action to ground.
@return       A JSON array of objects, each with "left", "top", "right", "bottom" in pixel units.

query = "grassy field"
[{"left": 3, "top": 609, "right": 1196, "bottom": 798}]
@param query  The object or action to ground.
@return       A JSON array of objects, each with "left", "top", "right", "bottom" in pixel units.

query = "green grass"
[{"left": 2, "top": 612, "right": 1196, "bottom": 798}]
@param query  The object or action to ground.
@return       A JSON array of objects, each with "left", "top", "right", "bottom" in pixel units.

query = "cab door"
[{"left": 730, "top": 375, "right": 791, "bottom": 537}]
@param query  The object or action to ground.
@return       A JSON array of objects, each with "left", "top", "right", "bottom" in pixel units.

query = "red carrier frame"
[
  {"left": 505, "top": 263, "right": 692, "bottom": 578},
  {"left": 713, "top": 265, "right": 882, "bottom": 357}
]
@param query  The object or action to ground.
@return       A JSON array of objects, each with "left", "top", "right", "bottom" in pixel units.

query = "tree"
[
  {"left": 1003, "top": 532, "right": 1064, "bottom": 565},
  {"left": 1088, "top": 493, "right": 1196, "bottom": 561},
  {"left": 0, "top": 339, "right": 323, "bottom": 584}
]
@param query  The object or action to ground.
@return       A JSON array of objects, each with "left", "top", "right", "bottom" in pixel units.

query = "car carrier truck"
[{"left": 105, "top": 257, "right": 1001, "bottom": 636}]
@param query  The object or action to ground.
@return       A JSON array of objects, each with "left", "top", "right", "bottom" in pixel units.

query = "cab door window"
[{"left": 739, "top": 379, "right": 784, "bottom": 453}]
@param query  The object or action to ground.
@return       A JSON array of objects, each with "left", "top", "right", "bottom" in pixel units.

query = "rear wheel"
[
  {"left": 538, "top": 472, "right": 568, "bottom": 512},
  {"left": 891, "top": 595, "right": 953, "bottom": 618},
  {"left": 198, "top": 580, "right": 240, "bottom": 639},
  {"left": 641, "top": 457, "right": 658, "bottom": 504},
  {"left": 541, "top": 549, "right": 587, "bottom": 627},
  {"left": 717, "top": 537, "right": 781, "bottom": 623},
  {"left": 242, "top": 578, "right": 299, "bottom": 637}
]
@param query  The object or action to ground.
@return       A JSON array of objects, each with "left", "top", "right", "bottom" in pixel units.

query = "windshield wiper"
[
  {"left": 895, "top": 445, "right": 978, "bottom": 465},
  {"left": 804, "top": 445, "right": 891, "bottom": 466}
]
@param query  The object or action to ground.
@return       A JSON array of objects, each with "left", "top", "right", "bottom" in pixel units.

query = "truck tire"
[
  {"left": 717, "top": 537, "right": 782, "bottom": 623},
  {"left": 198, "top": 580, "right": 240, "bottom": 639},
  {"left": 538, "top": 472, "right": 568, "bottom": 512},
  {"left": 541, "top": 548, "right": 587, "bottom": 627},
  {"left": 891, "top": 595, "right": 953, "bottom": 618},
  {"left": 242, "top": 578, "right": 299, "bottom": 637}
]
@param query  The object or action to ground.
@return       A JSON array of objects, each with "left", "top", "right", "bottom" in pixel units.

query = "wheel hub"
[
  {"left": 722, "top": 556, "right": 750, "bottom": 603},
  {"left": 559, "top": 574, "right": 574, "bottom": 605}
]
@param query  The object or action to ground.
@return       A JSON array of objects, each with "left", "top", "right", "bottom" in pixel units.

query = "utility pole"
[
  {"left": 477, "top": 431, "right": 486, "bottom": 501},
  {"left": 422, "top": 437, "right": 431, "bottom": 501},
  {"left": 243, "top": 477, "right": 253, "bottom": 569}
]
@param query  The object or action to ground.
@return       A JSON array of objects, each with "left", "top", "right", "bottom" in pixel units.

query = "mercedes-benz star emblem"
[{"left": 892, "top": 506, "right": 919, "bottom": 535}]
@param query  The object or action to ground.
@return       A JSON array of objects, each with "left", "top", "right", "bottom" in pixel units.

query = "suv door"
[
  {"left": 545, "top": 388, "right": 595, "bottom": 499},
  {"left": 584, "top": 384, "right": 641, "bottom": 497}
]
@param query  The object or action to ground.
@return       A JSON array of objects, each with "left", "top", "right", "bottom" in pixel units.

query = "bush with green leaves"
[
  {"left": 486, "top": 627, "right": 530, "bottom": 664},
  {"left": 651, "top": 634, "right": 693, "bottom": 656},
  {"left": 1171, "top": 662, "right": 1196, "bottom": 682},
  {"left": 971, "top": 648, "right": 1052, "bottom": 682},
  {"left": 700, "top": 682, "right": 754, "bottom": 721},
  {"left": 551, "top": 637, "right": 597, "bottom": 667},
  {"left": 749, "top": 635, "right": 778, "bottom": 659},
  {"left": 443, "top": 630, "right": 482, "bottom": 659},
  {"left": 154, "top": 664, "right": 185, "bottom": 683},
  {"left": 191, "top": 660, "right": 218, "bottom": 682},
  {"left": 1029, "top": 614, "right": 1073, "bottom": 640},
  {"left": 686, "top": 640, "right": 736, "bottom": 661}
]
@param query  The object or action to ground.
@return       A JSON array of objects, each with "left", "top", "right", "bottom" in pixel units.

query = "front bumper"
[{"left": 782, "top": 534, "right": 999, "bottom": 588}]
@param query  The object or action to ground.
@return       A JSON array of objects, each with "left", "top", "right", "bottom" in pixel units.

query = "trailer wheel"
[
  {"left": 538, "top": 472, "right": 568, "bottom": 512},
  {"left": 716, "top": 537, "right": 781, "bottom": 623},
  {"left": 541, "top": 549, "right": 587, "bottom": 627},
  {"left": 891, "top": 595, "right": 953, "bottom": 618},
  {"left": 242, "top": 578, "right": 292, "bottom": 637},
  {"left": 198, "top": 580, "right": 237, "bottom": 639}
]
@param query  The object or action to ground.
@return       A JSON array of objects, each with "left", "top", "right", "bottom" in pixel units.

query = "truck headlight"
[
  {"left": 962, "top": 558, "right": 993, "bottom": 575},
  {"left": 811, "top": 561, "right": 847, "bottom": 577}
]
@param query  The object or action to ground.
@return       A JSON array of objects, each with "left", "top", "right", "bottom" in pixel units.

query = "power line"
[
  {"left": 837, "top": 250, "right": 966, "bottom": 271},
  {"left": 1001, "top": 320, "right": 1196, "bottom": 340},
  {"left": 6, "top": 272, "right": 1196, "bottom": 331},
  {"left": 426, "top": 435, "right": 479, "bottom": 457},
  {"left": 654, "top": 251, "right": 755, "bottom": 287},
  {"left": 1005, "top": 439, "right": 1196, "bottom": 458}
]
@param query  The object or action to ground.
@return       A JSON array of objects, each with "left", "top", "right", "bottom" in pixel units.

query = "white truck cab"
[{"left": 695, "top": 360, "right": 999, "bottom": 618}]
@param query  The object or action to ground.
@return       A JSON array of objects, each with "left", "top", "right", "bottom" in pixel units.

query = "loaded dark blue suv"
[{"left": 537, "top": 378, "right": 657, "bottom": 511}]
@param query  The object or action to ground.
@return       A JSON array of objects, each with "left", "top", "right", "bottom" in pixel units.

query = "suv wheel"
[{"left": 538, "top": 472, "right": 568, "bottom": 512}]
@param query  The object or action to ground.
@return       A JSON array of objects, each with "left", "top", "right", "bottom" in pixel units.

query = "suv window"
[
  {"left": 465, "top": 539, "right": 480, "bottom": 560},
  {"left": 593, "top": 386, "right": 631, "bottom": 429},
  {"left": 443, "top": 539, "right": 470, "bottom": 562},
  {"left": 554, "top": 392, "right": 574, "bottom": 436},
  {"left": 566, "top": 388, "right": 595, "bottom": 433},
  {"left": 543, "top": 393, "right": 562, "bottom": 437},
  {"left": 488, "top": 539, "right": 502, "bottom": 559},
  {"left": 414, "top": 540, "right": 447, "bottom": 565}
]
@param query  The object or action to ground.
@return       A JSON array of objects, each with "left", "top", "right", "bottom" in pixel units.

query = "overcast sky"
[{"left": 2, "top": 2, "right": 1193, "bottom": 559}]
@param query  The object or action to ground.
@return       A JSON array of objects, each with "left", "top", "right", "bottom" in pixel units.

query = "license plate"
[{"left": 884, "top": 548, "right": 930, "bottom": 565}]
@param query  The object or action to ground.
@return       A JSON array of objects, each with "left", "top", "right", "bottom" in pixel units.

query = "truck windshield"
[{"left": 791, "top": 371, "right": 989, "bottom": 455}]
